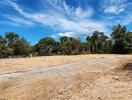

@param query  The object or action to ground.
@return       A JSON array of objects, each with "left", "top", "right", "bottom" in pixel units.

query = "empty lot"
[{"left": 0, "top": 55, "right": 132, "bottom": 100}]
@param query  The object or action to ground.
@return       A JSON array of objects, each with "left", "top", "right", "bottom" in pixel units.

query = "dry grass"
[{"left": 0, "top": 54, "right": 132, "bottom": 100}]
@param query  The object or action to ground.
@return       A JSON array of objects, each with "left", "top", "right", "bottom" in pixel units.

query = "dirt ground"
[{"left": 0, "top": 54, "right": 132, "bottom": 100}]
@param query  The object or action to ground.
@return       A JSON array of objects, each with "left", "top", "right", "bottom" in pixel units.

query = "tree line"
[{"left": 0, "top": 24, "right": 132, "bottom": 58}]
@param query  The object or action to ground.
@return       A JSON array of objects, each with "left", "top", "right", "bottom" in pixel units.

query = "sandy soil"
[{"left": 0, "top": 55, "right": 132, "bottom": 100}]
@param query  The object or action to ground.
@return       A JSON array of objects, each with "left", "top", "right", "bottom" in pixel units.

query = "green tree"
[
  {"left": 5, "top": 32, "right": 31, "bottom": 57},
  {"left": 80, "top": 42, "right": 91, "bottom": 54},
  {"left": 5, "top": 32, "right": 19, "bottom": 56},
  {"left": 34, "top": 37, "right": 57, "bottom": 56},
  {"left": 14, "top": 38, "right": 31, "bottom": 56},
  {"left": 111, "top": 24, "right": 129, "bottom": 54},
  {"left": 97, "top": 32, "right": 110, "bottom": 53},
  {"left": 90, "top": 31, "right": 99, "bottom": 53},
  {"left": 0, "top": 24, "right": 131, "bottom": 58},
  {"left": 126, "top": 31, "right": 132, "bottom": 53},
  {"left": 60, "top": 36, "right": 69, "bottom": 43},
  {"left": 86, "top": 31, "right": 111, "bottom": 54},
  {"left": 60, "top": 37, "right": 81, "bottom": 55},
  {"left": 0, "top": 35, "right": 9, "bottom": 58}
]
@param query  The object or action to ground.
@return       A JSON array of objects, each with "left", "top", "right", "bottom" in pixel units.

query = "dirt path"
[
  {"left": 0, "top": 55, "right": 132, "bottom": 100},
  {"left": 71, "top": 63, "right": 132, "bottom": 100}
]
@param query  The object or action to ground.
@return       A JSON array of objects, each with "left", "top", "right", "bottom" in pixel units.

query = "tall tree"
[
  {"left": 60, "top": 37, "right": 81, "bottom": 55},
  {"left": 14, "top": 37, "right": 31, "bottom": 56},
  {"left": 111, "top": 24, "right": 128, "bottom": 54},
  {"left": 126, "top": 31, "right": 132, "bottom": 53},
  {"left": 34, "top": 37, "right": 57, "bottom": 56},
  {"left": 87, "top": 31, "right": 111, "bottom": 54},
  {"left": 0, "top": 35, "right": 9, "bottom": 58},
  {"left": 5, "top": 32, "right": 19, "bottom": 56}
]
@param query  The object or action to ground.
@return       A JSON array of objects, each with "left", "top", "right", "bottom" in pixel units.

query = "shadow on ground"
[{"left": 123, "top": 63, "right": 132, "bottom": 70}]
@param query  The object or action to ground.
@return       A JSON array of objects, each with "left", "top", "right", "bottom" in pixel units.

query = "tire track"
[{"left": 0, "top": 56, "right": 131, "bottom": 100}]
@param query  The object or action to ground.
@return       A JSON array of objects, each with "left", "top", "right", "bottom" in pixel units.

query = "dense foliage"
[{"left": 0, "top": 24, "right": 131, "bottom": 58}]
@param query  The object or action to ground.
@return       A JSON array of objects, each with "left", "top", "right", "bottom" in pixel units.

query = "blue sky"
[{"left": 0, "top": 0, "right": 132, "bottom": 44}]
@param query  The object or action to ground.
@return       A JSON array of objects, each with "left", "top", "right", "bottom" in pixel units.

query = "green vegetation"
[{"left": 0, "top": 24, "right": 131, "bottom": 58}]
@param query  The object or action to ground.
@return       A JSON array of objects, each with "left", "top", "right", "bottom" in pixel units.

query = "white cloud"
[
  {"left": 0, "top": 14, "right": 34, "bottom": 27},
  {"left": 5, "top": 0, "right": 108, "bottom": 37},
  {"left": 75, "top": 7, "right": 93, "bottom": 18},
  {"left": 52, "top": 32, "right": 79, "bottom": 39},
  {"left": 7, "top": 16, "right": 34, "bottom": 26},
  {"left": 7, "top": 0, "right": 25, "bottom": 16},
  {"left": 0, "top": 20, "right": 23, "bottom": 26},
  {"left": 102, "top": 0, "right": 129, "bottom": 15},
  {"left": 103, "top": 0, "right": 128, "bottom": 5},
  {"left": 46, "top": 0, "right": 74, "bottom": 15},
  {"left": 118, "top": 13, "right": 132, "bottom": 25},
  {"left": 104, "top": 6, "right": 124, "bottom": 14},
  {"left": 102, "top": 0, "right": 132, "bottom": 26},
  {"left": 58, "top": 32, "right": 78, "bottom": 38}
]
